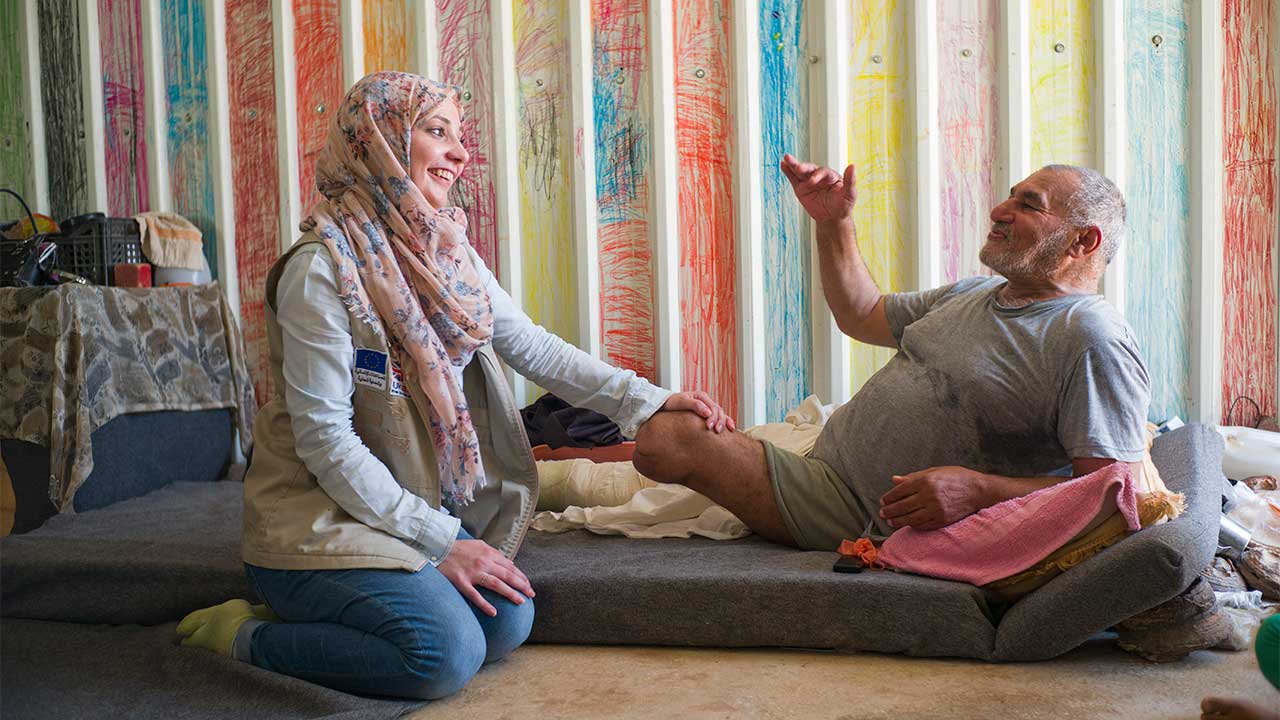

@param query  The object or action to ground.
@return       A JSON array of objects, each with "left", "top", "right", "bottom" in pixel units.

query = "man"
[{"left": 633, "top": 156, "right": 1150, "bottom": 550}]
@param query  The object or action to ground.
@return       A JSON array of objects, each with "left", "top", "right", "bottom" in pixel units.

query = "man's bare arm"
[
  {"left": 880, "top": 458, "right": 1145, "bottom": 530},
  {"left": 781, "top": 155, "right": 896, "bottom": 349},
  {"left": 814, "top": 217, "right": 896, "bottom": 348}
]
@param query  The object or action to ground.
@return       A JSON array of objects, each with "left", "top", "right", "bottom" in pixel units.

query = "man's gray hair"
[{"left": 1042, "top": 164, "right": 1126, "bottom": 263}]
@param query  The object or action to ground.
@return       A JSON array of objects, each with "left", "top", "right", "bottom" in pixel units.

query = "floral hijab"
[{"left": 301, "top": 71, "right": 494, "bottom": 505}]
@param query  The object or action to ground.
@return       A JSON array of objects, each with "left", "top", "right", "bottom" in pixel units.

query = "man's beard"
[{"left": 979, "top": 224, "right": 1070, "bottom": 280}]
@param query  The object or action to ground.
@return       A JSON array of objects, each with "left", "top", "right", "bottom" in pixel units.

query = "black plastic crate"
[{"left": 1, "top": 214, "right": 143, "bottom": 286}]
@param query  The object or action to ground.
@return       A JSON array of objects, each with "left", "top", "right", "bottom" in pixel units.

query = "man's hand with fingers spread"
[
  {"left": 878, "top": 466, "right": 991, "bottom": 531},
  {"left": 437, "top": 539, "right": 535, "bottom": 617},
  {"left": 780, "top": 154, "right": 857, "bottom": 224}
]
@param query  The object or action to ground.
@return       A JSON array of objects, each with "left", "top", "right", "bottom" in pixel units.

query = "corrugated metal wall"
[{"left": 2, "top": 0, "right": 1276, "bottom": 428}]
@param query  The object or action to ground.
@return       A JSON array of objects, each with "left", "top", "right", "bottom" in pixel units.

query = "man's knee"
[{"left": 633, "top": 411, "right": 704, "bottom": 483}]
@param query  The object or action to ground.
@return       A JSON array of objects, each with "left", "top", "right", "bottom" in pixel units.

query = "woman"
[{"left": 177, "top": 72, "right": 732, "bottom": 699}]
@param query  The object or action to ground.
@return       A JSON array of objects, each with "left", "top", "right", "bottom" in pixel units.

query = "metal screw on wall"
[
  {"left": 808, "top": 55, "right": 819, "bottom": 64},
  {"left": 871, "top": 54, "right": 882, "bottom": 64},
  {"left": 316, "top": 104, "right": 325, "bottom": 114},
  {"left": 536, "top": 79, "right": 544, "bottom": 86},
  {"left": 1152, "top": 35, "right": 1163, "bottom": 48},
  {"left": 1053, "top": 42, "right": 1065, "bottom": 53},
  {"left": 695, "top": 68, "right": 706, "bottom": 78},
  {"left": 961, "top": 48, "right": 972, "bottom": 58},
  {"left": 463, "top": 91, "right": 473, "bottom": 100}
]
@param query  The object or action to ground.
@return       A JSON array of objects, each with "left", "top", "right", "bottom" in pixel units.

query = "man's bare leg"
[{"left": 633, "top": 411, "right": 796, "bottom": 546}]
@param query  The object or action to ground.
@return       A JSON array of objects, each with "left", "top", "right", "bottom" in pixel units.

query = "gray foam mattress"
[{"left": 1, "top": 424, "right": 1223, "bottom": 662}]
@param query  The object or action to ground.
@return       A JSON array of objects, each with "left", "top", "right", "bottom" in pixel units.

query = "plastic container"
[
  {"left": 7, "top": 214, "right": 145, "bottom": 286},
  {"left": 1218, "top": 425, "right": 1280, "bottom": 480},
  {"left": 153, "top": 266, "right": 211, "bottom": 286}
]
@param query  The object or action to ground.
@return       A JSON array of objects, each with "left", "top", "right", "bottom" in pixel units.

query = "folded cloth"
[
  {"left": 133, "top": 211, "right": 208, "bottom": 271},
  {"left": 877, "top": 462, "right": 1143, "bottom": 587},
  {"left": 532, "top": 484, "right": 749, "bottom": 540},
  {"left": 521, "top": 393, "right": 623, "bottom": 449}
]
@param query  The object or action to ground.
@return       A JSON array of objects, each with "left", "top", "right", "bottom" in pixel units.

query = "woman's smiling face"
[{"left": 410, "top": 99, "right": 469, "bottom": 209}]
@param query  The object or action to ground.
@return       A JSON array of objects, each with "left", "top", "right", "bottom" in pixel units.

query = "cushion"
[
  {"left": 1, "top": 408, "right": 233, "bottom": 535},
  {"left": 0, "top": 424, "right": 1223, "bottom": 662}
]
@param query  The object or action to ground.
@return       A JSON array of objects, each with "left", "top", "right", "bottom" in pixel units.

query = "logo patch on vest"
[
  {"left": 389, "top": 359, "right": 408, "bottom": 398},
  {"left": 353, "top": 348, "right": 388, "bottom": 391}
]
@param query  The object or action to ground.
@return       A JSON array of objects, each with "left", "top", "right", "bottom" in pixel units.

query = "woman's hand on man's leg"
[{"left": 660, "top": 390, "right": 736, "bottom": 433}]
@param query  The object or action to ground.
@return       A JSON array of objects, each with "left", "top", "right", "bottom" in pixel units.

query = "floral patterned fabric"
[
  {"left": 0, "top": 284, "right": 256, "bottom": 511},
  {"left": 300, "top": 71, "right": 494, "bottom": 505}
]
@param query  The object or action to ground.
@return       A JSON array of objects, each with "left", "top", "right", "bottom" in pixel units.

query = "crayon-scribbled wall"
[{"left": 3, "top": 0, "right": 1277, "bottom": 429}]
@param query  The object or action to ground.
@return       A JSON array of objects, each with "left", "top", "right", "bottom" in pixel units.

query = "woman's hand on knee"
[{"left": 437, "top": 540, "right": 535, "bottom": 617}]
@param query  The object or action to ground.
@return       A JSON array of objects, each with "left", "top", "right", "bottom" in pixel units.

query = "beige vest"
[{"left": 242, "top": 238, "right": 539, "bottom": 571}]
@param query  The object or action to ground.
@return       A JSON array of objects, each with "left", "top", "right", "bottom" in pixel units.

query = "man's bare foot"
[{"left": 1201, "top": 696, "right": 1280, "bottom": 720}]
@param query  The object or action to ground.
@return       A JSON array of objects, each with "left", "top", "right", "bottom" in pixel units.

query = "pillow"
[
  {"left": 982, "top": 428, "right": 1186, "bottom": 601},
  {"left": 878, "top": 427, "right": 1186, "bottom": 601}
]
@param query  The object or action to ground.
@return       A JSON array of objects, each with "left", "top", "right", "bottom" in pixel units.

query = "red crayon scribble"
[
  {"left": 438, "top": 0, "right": 499, "bottom": 275},
  {"left": 595, "top": 0, "right": 657, "bottom": 382},
  {"left": 294, "top": 0, "right": 343, "bottom": 220},
  {"left": 1222, "top": 0, "right": 1277, "bottom": 422},
  {"left": 675, "top": 0, "right": 738, "bottom": 418},
  {"left": 100, "top": 0, "right": 149, "bottom": 216},
  {"left": 228, "top": 0, "right": 282, "bottom": 404}
]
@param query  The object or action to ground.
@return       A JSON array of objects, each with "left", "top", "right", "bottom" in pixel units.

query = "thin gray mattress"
[{"left": 3, "top": 424, "right": 1222, "bottom": 664}]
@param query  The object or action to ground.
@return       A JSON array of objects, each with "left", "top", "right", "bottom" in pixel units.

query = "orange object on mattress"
[{"left": 838, "top": 537, "right": 885, "bottom": 569}]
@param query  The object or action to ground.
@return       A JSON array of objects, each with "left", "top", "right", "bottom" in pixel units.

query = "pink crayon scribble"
[{"left": 1221, "top": 0, "right": 1277, "bottom": 422}]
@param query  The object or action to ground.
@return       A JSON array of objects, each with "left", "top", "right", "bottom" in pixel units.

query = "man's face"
[{"left": 980, "top": 169, "right": 1079, "bottom": 280}]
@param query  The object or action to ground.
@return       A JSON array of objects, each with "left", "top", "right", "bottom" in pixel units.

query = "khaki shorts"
[{"left": 762, "top": 440, "right": 875, "bottom": 552}]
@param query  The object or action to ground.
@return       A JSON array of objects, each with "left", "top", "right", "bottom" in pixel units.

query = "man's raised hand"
[{"left": 780, "top": 154, "right": 857, "bottom": 223}]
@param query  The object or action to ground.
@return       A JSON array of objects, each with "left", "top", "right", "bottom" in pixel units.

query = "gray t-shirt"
[{"left": 810, "top": 276, "right": 1151, "bottom": 532}]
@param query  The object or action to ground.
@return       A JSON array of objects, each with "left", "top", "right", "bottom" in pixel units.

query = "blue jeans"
[{"left": 243, "top": 536, "right": 534, "bottom": 700}]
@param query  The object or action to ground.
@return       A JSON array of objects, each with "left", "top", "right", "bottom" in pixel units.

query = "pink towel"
[{"left": 877, "top": 463, "right": 1141, "bottom": 586}]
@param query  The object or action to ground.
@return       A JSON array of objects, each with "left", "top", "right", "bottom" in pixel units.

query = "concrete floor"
[{"left": 414, "top": 640, "right": 1278, "bottom": 720}]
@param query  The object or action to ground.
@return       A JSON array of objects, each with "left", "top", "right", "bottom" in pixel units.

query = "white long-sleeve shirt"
[{"left": 275, "top": 243, "right": 671, "bottom": 566}]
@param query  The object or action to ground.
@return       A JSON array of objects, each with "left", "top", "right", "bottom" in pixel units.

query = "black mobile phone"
[{"left": 832, "top": 555, "right": 864, "bottom": 574}]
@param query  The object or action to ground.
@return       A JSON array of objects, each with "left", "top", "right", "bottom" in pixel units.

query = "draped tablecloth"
[{"left": 0, "top": 283, "right": 255, "bottom": 511}]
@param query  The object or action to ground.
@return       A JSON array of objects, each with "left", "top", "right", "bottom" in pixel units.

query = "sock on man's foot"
[{"left": 176, "top": 599, "right": 272, "bottom": 661}]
